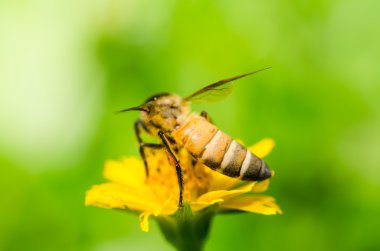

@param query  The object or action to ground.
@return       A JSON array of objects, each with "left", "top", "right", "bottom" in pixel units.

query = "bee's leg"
[
  {"left": 158, "top": 130, "right": 184, "bottom": 207},
  {"left": 201, "top": 110, "right": 213, "bottom": 123},
  {"left": 141, "top": 143, "right": 164, "bottom": 177},
  {"left": 134, "top": 120, "right": 163, "bottom": 177}
]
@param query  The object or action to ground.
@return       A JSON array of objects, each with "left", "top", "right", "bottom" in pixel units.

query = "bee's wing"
[
  {"left": 184, "top": 67, "right": 271, "bottom": 103},
  {"left": 184, "top": 82, "right": 234, "bottom": 103}
]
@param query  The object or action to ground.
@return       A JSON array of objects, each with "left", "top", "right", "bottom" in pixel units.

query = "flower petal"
[
  {"left": 103, "top": 157, "right": 146, "bottom": 188},
  {"left": 190, "top": 199, "right": 224, "bottom": 212},
  {"left": 197, "top": 182, "right": 255, "bottom": 203},
  {"left": 153, "top": 196, "right": 177, "bottom": 216},
  {"left": 85, "top": 183, "right": 161, "bottom": 212},
  {"left": 248, "top": 138, "right": 275, "bottom": 158},
  {"left": 251, "top": 179, "right": 270, "bottom": 193},
  {"left": 206, "top": 168, "right": 241, "bottom": 191},
  {"left": 191, "top": 182, "right": 256, "bottom": 212},
  {"left": 139, "top": 211, "right": 152, "bottom": 232},
  {"left": 220, "top": 195, "right": 282, "bottom": 215}
]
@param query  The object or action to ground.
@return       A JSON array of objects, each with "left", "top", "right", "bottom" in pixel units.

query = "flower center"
[{"left": 145, "top": 148, "right": 212, "bottom": 203}]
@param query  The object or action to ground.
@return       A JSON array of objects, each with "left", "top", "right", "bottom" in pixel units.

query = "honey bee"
[{"left": 119, "top": 68, "right": 272, "bottom": 207}]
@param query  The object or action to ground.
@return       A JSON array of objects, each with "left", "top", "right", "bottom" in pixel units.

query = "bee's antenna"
[{"left": 115, "top": 106, "right": 149, "bottom": 114}]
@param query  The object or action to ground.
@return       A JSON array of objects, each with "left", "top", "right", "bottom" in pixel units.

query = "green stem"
[{"left": 156, "top": 204, "right": 216, "bottom": 251}]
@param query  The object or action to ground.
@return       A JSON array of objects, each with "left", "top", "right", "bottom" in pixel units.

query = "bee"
[{"left": 119, "top": 68, "right": 273, "bottom": 207}]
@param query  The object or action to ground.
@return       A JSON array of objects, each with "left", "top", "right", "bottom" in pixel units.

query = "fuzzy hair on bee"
[{"left": 118, "top": 68, "right": 272, "bottom": 207}]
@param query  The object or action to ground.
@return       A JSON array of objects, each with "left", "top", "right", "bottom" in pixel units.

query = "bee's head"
[{"left": 119, "top": 93, "right": 190, "bottom": 134}]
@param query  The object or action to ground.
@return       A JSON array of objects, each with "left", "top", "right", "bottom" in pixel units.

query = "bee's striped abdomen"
[
  {"left": 202, "top": 130, "right": 232, "bottom": 170},
  {"left": 218, "top": 140, "right": 247, "bottom": 177},
  {"left": 174, "top": 115, "right": 272, "bottom": 181},
  {"left": 239, "top": 151, "right": 271, "bottom": 181}
]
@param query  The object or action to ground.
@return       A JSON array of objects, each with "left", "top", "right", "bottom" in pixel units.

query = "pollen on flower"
[
  {"left": 85, "top": 138, "right": 282, "bottom": 232},
  {"left": 145, "top": 147, "right": 212, "bottom": 203}
]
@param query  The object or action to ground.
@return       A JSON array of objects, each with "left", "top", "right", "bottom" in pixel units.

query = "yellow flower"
[{"left": 85, "top": 138, "right": 282, "bottom": 232}]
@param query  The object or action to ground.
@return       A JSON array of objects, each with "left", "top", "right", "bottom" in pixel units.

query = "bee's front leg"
[
  {"left": 134, "top": 120, "right": 163, "bottom": 177},
  {"left": 158, "top": 130, "right": 184, "bottom": 208}
]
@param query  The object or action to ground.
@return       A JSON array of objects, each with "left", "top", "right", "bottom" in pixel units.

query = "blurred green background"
[{"left": 1, "top": 0, "right": 379, "bottom": 250}]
